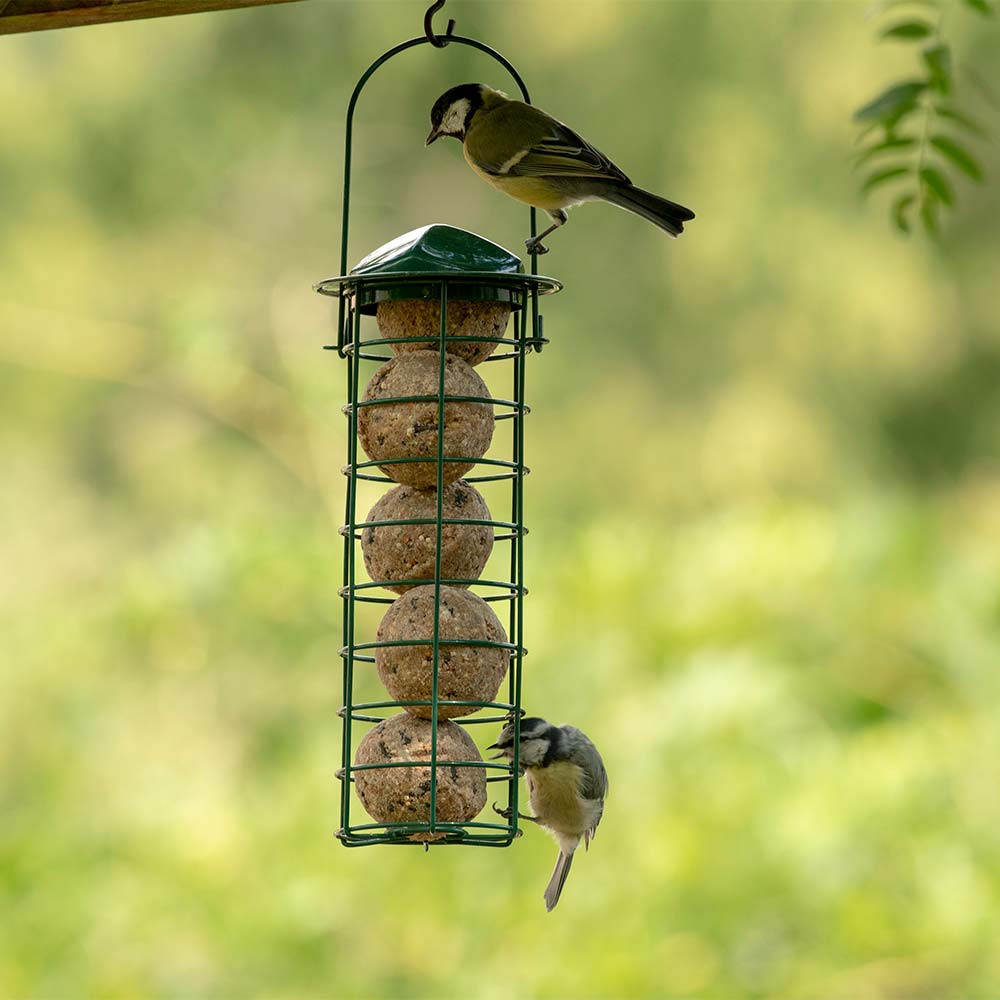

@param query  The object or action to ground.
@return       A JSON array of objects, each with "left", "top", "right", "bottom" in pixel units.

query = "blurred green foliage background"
[{"left": 2, "top": 1, "right": 1000, "bottom": 997}]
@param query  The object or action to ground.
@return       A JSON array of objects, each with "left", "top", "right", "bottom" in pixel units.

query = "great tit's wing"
[
  {"left": 509, "top": 120, "right": 631, "bottom": 183},
  {"left": 466, "top": 101, "right": 631, "bottom": 183}
]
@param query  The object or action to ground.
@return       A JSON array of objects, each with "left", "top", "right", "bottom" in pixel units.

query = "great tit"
[
  {"left": 426, "top": 83, "right": 695, "bottom": 254},
  {"left": 489, "top": 716, "right": 608, "bottom": 912}
]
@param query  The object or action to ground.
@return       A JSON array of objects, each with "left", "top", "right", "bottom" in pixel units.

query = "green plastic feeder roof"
[
  {"left": 314, "top": 224, "right": 561, "bottom": 314},
  {"left": 353, "top": 224, "right": 522, "bottom": 276}
]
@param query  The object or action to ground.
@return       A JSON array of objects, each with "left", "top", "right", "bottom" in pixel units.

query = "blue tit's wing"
[
  {"left": 466, "top": 101, "right": 631, "bottom": 183},
  {"left": 563, "top": 728, "right": 608, "bottom": 799},
  {"left": 560, "top": 725, "right": 608, "bottom": 849},
  {"left": 585, "top": 768, "right": 607, "bottom": 846}
]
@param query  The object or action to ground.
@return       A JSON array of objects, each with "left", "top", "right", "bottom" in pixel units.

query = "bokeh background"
[{"left": 3, "top": 1, "right": 1000, "bottom": 997}]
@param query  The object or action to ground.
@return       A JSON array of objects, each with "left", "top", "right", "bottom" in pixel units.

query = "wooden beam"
[{"left": 0, "top": 0, "right": 306, "bottom": 35}]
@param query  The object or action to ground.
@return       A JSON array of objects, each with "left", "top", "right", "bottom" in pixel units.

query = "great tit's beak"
[
  {"left": 488, "top": 751, "right": 505, "bottom": 760},
  {"left": 425, "top": 126, "right": 441, "bottom": 146}
]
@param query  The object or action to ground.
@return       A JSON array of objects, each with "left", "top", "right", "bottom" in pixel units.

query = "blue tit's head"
[
  {"left": 426, "top": 83, "right": 486, "bottom": 145},
  {"left": 488, "top": 716, "right": 558, "bottom": 767}
]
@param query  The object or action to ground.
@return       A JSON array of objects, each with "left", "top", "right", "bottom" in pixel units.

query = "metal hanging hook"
[{"left": 424, "top": 0, "right": 456, "bottom": 47}]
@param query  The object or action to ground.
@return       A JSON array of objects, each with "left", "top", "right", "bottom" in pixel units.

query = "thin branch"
[{"left": 0, "top": 0, "right": 306, "bottom": 36}]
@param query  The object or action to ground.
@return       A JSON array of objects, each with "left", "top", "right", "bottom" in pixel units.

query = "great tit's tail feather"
[
  {"left": 601, "top": 184, "right": 695, "bottom": 238},
  {"left": 544, "top": 851, "right": 573, "bottom": 912}
]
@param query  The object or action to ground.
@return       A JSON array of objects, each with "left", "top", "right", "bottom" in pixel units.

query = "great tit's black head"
[
  {"left": 488, "top": 716, "right": 557, "bottom": 767},
  {"left": 426, "top": 83, "right": 487, "bottom": 145}
]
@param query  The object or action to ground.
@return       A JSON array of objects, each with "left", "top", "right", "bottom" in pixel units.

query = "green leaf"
[
  {"left": 853, "top": 137, "right": 917, "bottom": 169},
  {"left": 920, "top": 195, "right": 940, "bottom": 236},
  {"left": 934, "top": 105, "right": 987, "bottom": 137},
  {"left": 930, "top": 134, "right": 984, "bottom": 180},
  {"left": 854, "top": 81, "right": 927, "bottom": 124},
  {"left": 867, "top": 0, "right": 940, "bottom": 14},
  {"left": 854, "top": 121, "right": 884, "bottom": 145},
  {"left": 960, "top": 0, "right": 994, "bottom": 16},
  {"left": 923, "top": 44, "right": 952, "bottom": 95},
  {"left": 921, "top": 165, "right": 954, "bottom": 204},
  {"left": 892, "top": 193, "right": 916, "bottom": 233},
  {"left": 862, "top": 165, "right": 911, "bottom": 195},
  {"left": 881, "top": 19, "right": 934, "bottom": 38},
  {"left": 965, "top": 67, "right": 1000, "bottom": 113}
]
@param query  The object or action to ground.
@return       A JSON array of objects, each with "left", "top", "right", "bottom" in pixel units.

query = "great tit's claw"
[
  {"left": 524, "top": 237, "right": 549, "bottom": 255},
  {"left": 493, "top": 803, "right": 513, "bottom": 820}
]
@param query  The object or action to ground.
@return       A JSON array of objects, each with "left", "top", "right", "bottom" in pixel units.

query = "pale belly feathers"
[
  {"left": 525, "top": 760, "right": 602, "bottom": 853},
  {"left": 463, "top": 147, "right": 581, "bottom": 213}
]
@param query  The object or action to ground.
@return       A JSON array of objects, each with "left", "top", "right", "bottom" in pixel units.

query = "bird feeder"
[{"left": 314, "top": 11, "right": 561, "bottom": 847}]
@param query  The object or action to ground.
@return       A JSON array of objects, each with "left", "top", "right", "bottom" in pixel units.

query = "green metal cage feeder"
[{"left": 314, "top": 13, "right": 561, "bottom": 848}]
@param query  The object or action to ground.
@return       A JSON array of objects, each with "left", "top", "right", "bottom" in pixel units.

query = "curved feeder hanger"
[{"left": 315, "top": 2, "right": 561, "bottom": 848}]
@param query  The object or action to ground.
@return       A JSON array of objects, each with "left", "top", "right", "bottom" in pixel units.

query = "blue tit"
[
  {"left": 488, "top": 716, "right": 608, "bottom": 912},
  {"left": 426, "top": 83, "right": 695, "bottom": 254}
]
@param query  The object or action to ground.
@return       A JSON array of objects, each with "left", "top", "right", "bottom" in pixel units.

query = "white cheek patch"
[
  {"left": 444, "top": 98, "right": 471, "bottom": 135},
  {"left": 519, "top": 736, "right": 549, "bottom": 766}
]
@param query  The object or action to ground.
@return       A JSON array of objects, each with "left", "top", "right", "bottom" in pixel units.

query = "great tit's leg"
[
  {"left": 493, "top": 803, "right": 539, "bottom": 823},
  {"left": 525, "top": 211, "right": 567, "bottom": 255}
]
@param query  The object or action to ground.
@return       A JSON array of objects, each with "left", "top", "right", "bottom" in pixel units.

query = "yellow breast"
[
  {"left": 526, "top": 761, "right": 587, "bottom": 835},
  {"left": 463, "top": 147, "right": 573, "bottom": 212}
]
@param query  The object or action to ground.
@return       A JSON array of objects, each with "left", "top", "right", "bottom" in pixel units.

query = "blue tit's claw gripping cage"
[{"left": 314, "top": 19, "right": 561, "bottom": 847}]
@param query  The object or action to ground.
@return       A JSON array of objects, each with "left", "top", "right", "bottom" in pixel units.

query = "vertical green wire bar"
[
  {"left": 340, "top": 296, "right": 363, "bottom": 840},
  {"left": 429, "top": 280, "right": 449, "bottom": 836},
  {"left": 512, "top": 293, "right": 527, "bottom": 787}
]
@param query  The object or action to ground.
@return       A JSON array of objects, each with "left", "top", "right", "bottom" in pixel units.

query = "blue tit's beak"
[
  {"left": 488, "top": 751, "right": 505, "bottom": 760},
  {"left": 425, "top": 126, "right": 442, "bottom": 146}
]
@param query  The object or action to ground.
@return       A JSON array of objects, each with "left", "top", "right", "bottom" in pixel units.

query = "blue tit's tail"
[
  {"left": 544, "top": 851, "right": 574, "bottom": 912},
  {"left": 600, "top": 184, "right": 695, "bottom": 238}
]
